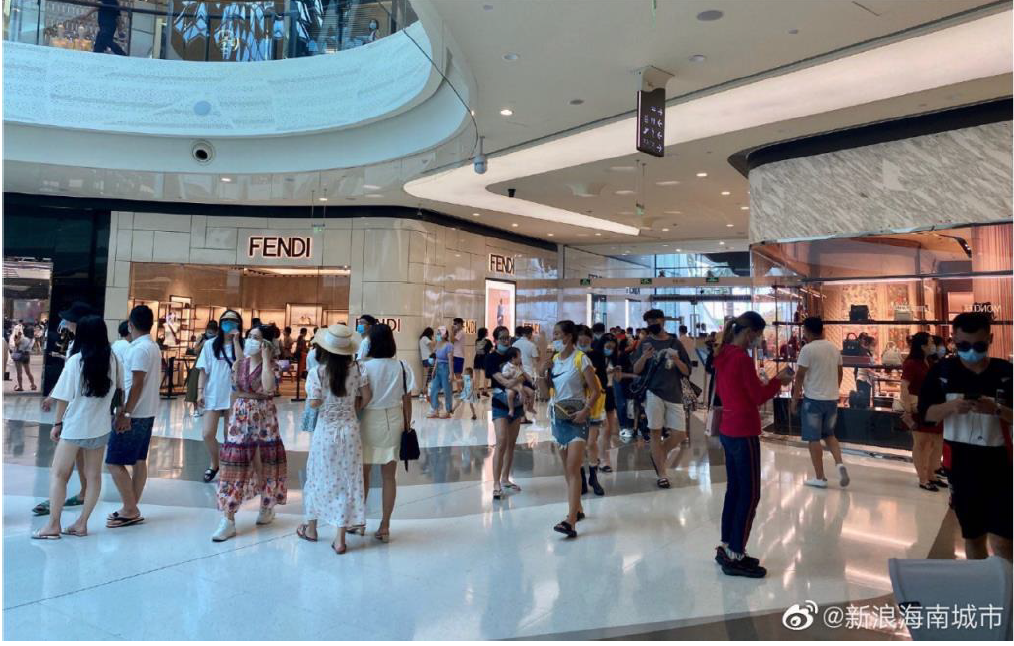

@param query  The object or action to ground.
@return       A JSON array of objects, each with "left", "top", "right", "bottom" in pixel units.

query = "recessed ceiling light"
[
  {"left": 482, "top": 3, "right": 493, "bottom": 9},
  {"left": 719, "top": 241, "right": 726, "bottom": 245},
  {"left": 569, "top": 99, "right": 584, "bottom": 105},
  {"left": 472, "top": 212, "right": 480, "bottom": 217},
  {"left": 696, "top": 172, "right": 708, "bottom": 178},
  {"left": 547, "top": 233, "right": 554, "bottom": 237},
  {"left": 726, "top": 223, "right": 734, "bottom": 227},
  {"left": 364, "top": 184, "right": 381, "bottom": 190},
  {"left": 609, "top": 165, "right": 636, "bottom": 172},
  {"left": 689, "top": 54, "right": 707, "bottom": 63},
  {"left": 661, "top": 228, "right": 670, "bottom": 232},
  {"left": 740, "top": 206, "right": 749, "bottom": 210},
  {"left": 720, "top": 190, "right": 730, "bottom": 196},
  {"left": 595, "top": 233, "right": 602, "bottom": 236},
  {"left": 511, "top": 223, "right": 518, "bottom": 227},
  {"left": 788, "top": 28, "right": 799, "bottom": 35},
  {"left": 676, "top": 248, "right": 682, "bottom": 252},
  {"left": 697, "top": 9, "right": 724, "bottom": 21},
  {"left": 364, "top": 193, "right": 383, "bottom": 198},
  {"left": 503, "top": 53, "right": 519, "bottom": 61},
  {"left": 499, "top": 108, "right": 513, "bottom": 116},
  {"left": 664, "top": 210, "right": 682, "bottom": 215},
  {"left": 656, "top": 180, "right": 680, "bottom": 186},
  {"left": 220, "top": 177, "right": 232, "bottom": 182},
  {"left": 615, "top": 189, "right": 635, "bottom": 195},
  {"left": 662, "top": 244, "right": 669, "bottom": 247},
  {"left": 470, "top": 109, "right": 476, "bottom": 116},
  {"left": 318, "top": 197, "right": 328, "bottom": 202}
]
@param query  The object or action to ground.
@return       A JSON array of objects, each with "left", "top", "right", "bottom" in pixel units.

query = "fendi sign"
[
  {"left": 247, "top": 236, "right": 313, "bottom": 259},
  {"left": 488, "top": 253, "right": 515, "bottom": 276}
]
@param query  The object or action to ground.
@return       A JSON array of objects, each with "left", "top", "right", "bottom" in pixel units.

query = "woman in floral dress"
[
  {"left": 212, "top": 324, "right": 287, "bottom": 542},
  {"left": 297, "top": 324, "right": 373, "bottom": 554}
]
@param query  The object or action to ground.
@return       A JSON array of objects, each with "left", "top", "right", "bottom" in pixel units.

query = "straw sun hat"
[{"left": 313, "top": 323, "right": 358, "bottom": 356}]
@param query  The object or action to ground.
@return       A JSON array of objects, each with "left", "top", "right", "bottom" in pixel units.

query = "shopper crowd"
[{"left": 26, "top": 300, "right": 1012, "bottom": 577}]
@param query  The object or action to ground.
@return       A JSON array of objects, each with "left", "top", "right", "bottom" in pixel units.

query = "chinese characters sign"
[{"left": 636, "top": 88, "right": 665, "bottom": 157}]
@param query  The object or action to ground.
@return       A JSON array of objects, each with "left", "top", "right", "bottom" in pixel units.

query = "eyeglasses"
[{"left": 954, "top": 341, "right": 989, "bottom": 353}]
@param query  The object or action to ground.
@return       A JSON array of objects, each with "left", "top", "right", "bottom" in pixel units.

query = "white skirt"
[{"left": 360, "top": 406, "right": 403, "bottom": 465}]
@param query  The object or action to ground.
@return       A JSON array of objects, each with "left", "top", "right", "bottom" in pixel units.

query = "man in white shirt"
[
  {"left": 355, "top": 315, "right": 377, "bottom": 361},
  {"left": 106, "top": 305, "right": 163, "bottom": 528},
  {"left": 111, "top": 320, "right": 131, "bottom": 364},
  {"left": 791, "top": 317, "right": 849, "bottom": 489}
]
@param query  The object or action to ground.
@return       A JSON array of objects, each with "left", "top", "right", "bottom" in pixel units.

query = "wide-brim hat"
[
  {"left": 314, "top": 324, "right": 358, "bottom": 356},
  {"left": 58, "top": 301, "right": 93, "bottom": 323}
]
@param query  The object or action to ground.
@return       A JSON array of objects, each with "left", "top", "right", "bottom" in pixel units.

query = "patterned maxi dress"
[
  {"left": 303, "top": 364, "right": 366, "bottom": 528},
  {"left": 217, "top": 357, "right": 287, "bottom": 512}
]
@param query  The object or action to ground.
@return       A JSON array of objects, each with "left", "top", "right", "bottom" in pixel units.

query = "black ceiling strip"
[
  {"left": 2, "top": 192, "right": 557, "bottom": 252},
  {"left": 727, "top": 97, "right": 1013, "bottom": 177}
]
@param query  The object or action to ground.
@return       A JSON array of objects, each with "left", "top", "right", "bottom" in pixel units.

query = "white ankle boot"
[
  {"left": 256, "top": 507, "right": 276, "bottom": 525},
  {"left": 212, "top": 518, "right": 236, "bottom": 542}
]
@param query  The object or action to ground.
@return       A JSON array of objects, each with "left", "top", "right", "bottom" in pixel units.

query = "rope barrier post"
[{"left": 291, "top": 349, "right": 305, "bottom": 402}]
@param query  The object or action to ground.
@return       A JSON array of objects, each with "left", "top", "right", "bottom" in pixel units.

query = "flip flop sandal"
[
  {"left": 32, "top": 500, "right": 51, "bottom": 516},
  {"left": 202, "top": 468, "right": 219, "bottom": 483},
  {"left": 503, "top": 482, "right": 522, "bottom": 491},
  {"left": 553, "top": 520, "right": 577, "bottom": 538},
  {"left": 13, "top": 386, "right": 23, "bottom": 392},
  {"left": 64, "top": 495, "right": 85, "bottom": 507},
  {"left": 576, "top": 511, "right": 585, "bottom": 522},
  {"left": 106, "top": 515, "right": 144, "bottom": 529},
  {"left": 31, "top": 530, "right": 61, "bottom": 540},
  {"left": 61, "top": 528, "right": 87, "bottom": 537},
  {"left": 332, "top": 541, "right": 347, "bottom": 555},
  {"left": 296, "top": 524, "right": 318, "bottom": 542}
]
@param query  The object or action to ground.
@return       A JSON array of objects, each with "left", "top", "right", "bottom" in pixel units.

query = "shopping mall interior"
[{"left": 2, "top": 0, "right": 1013, "bottom": 641}]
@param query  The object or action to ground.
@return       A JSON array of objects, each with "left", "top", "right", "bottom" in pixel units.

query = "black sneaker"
[
  {"left": 714, "top": 546, "right": 759, "bottom": 568},
  {"left": 935, "top": 467, "right": 948, "bottom": 479},
  {"left": 721, "top": 558, "right": 767, "bottom": 578}
]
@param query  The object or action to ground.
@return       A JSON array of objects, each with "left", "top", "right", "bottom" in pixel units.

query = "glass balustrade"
[{"left": 3, "top": 0, "right": 417, "bottom": 61}]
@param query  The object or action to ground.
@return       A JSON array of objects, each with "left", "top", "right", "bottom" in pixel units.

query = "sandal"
[
  {"left": 656, "top": 478, "right": 671, "bottom": 489},
  {"left": 493, "top": 488, "right": 503, "bottom": 501},
  {"left": 31, "top": 529, "right": 61, "bottom": 540},
  {"left": 332, "top": 541, "right": 347, "bottom": 555},
  {"left": 576, "top": 511, "right": 585, "bottom": 522},
  {"left": 426, "top": 411, "right": 440, "bottom": 419},
  {"left": 61, "top": 527, "right": 87, "bottom": 537},
  {"left": 296, "top": 524, "right": 318, "bottom": 542},
  {"left": 374, "top": 529, "right": 390, "bottom": 544},
  {"left": 347, "top": 525, "right": 366, "bottom": 536},
  {"left": 502, "top": 481, "right": 522, "bottom": 492},
  {"left": 202, "top": 468, "right": 219, "bottom": 483},
  {"left": 106, "top": 515, "right": 144, "bottom": 528},
  {"left": 64, "top": 494, "right": 85, "bottom": 507},
  {"left": 13, "top": 386, "right": 22, "bottom": 392},
  {"left": 32, "top": 500, "right": 51, "bottom": 516},
  {"left": 553, "top": 520, "right": 577, "bottom": 538}
]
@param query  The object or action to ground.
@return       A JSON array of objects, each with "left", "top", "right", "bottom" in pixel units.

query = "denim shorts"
[
  {"left": 801, "top": 398, "right": 838, "bottom": 441},
  {"left": 64, "top": 433, "right": 110, "bottom": 450},
  {"left": 106, "top": 417, "right": 155, "bottom": 465},
  {"left": 491, "top": 394, "right": 526, "bottom": 422},
  {"left": 552, "top": 419, "right": 589, "bottom": 447}
]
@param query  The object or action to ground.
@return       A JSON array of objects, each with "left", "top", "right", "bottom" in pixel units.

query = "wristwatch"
[{"left": 123, "top": 412, "right": 132, "bottom": 419}]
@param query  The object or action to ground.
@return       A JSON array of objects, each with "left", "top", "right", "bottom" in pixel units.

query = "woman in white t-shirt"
[
  {"left": 541, "top": 320, "right": 600, "bottom": 539},
  {"left": 196, "top": 310, "right": 242, "bottom": 483},
  {"left": 9, "top": 326, "right": 37, "bottom": 391},
  {"left": 33, "top": 316, "right": 123, "bottom": 539},
  {"left": 359, "top": 324, "right": 415, "bottom": 543}
]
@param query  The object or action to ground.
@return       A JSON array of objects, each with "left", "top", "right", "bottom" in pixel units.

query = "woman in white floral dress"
[{"left": 298, "top": 324, "right": 373, "bottom": 555}]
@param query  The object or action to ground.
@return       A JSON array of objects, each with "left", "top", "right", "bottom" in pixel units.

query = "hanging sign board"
[{"left": 636, "top": 87, "right": 665, "bottom": 157}]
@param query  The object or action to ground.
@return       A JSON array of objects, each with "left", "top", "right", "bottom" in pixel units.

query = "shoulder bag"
[
  {"left": 629, "top": 339, "right": 676, "bottom": 404},
  {"left": 704, "top": 371, "right": 722, "bottom": 437},
  {"left": 109, "top": 354, "right": 125, "bottom": 416},
  {"left": 399, "top": 362, "right": 420, "bottom": 470}
]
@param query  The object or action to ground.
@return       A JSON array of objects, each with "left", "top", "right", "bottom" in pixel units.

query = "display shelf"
[{"left": 773, "top": 319, "right": 1012, "bottom": 326}]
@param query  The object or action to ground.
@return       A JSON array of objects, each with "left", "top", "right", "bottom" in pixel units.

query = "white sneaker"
[
  {"left": 619, "top": 429, "right": 633, "bottom": 439},
  {"left": 804, "top": 478, "right": 828, "bottom": 489},
  {"left": 837, "top": 464, "right": 850, "bottom": 488},
  {"left": 256, "top": 507, "right": 276, "bottom": 525},
  {"left": 212, "top": 518, "right": 236, "bottom": 542}
]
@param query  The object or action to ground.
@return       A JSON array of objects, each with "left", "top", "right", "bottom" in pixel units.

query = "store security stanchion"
[
  {"left": 291, "top": 350, "right": 305, "bottom": 402},
  {"left": 161, "top": 356, "right": 179, "bottom": 400}
]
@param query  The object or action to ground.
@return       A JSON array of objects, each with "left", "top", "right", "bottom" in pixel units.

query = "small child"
[
  {"left": 499, "top": 348, "right": 536, "bottom": 417},
  {"left": 454, "top": 367, "right": 480, "bottom": 420}
]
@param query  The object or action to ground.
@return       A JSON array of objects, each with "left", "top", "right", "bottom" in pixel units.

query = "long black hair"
[
  {"left": 75, "top": 315, "right": 112, "bottom": 398},
  {"left": 316, "top": 347, "right": 353, "bottom": 397},
  {"left": 213, "top": 309, "right": 242, "bottom": 365},
  {"left": 907, "top": 331, "right": 931, "bottom": 362}
]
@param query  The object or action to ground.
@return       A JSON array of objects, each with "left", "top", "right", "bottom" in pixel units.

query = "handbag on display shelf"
[
  {"left": 849, "top": 305, "right": 871, "bottom": 323},
  {"left": 893, "top": 305, "right": 914, "bottom": 321},
  {"left": 882, "top": 343, "right": 903, "bottom": 367}
]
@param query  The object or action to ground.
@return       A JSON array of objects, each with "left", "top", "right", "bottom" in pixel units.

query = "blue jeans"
[
  {"left": 719, "top": 434, "right": 761, "bottom": 555},
  {"left": 429, "top": 361, "right": 453, "bottom": 413},
  {"left": 614, "top": 381, "right": 631, "bottom": 428},
  {"left": 801, "top": 398, "right": 838, "bottom": 442}
]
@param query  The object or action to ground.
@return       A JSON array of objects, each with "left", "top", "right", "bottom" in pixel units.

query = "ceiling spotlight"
[
  {"left": 609, "top": 166, "right": 636, "bottom": 172},
  {"left": 719, "top": 241, "right": 726, "bottom": 245},
  {"left": 569, "top": 98, "right": 584, "bottom": 105},
  {"left": 615, "top": 189, "right": 635, "bottom": 195},
  {"left": 720, "top": 190, "right": 730, "bottom": 196},
  {"left": 696, "top": 172, "right": 708, "bottom": 178},
  {"left": 547, "top": 233, "right": 554, "bottom": 237},
  {"left": 220, "top": 177, "right": 232, "bottom": 182},
  {"left": 499, "top": 108, "right": 514, "bottom": 116},
  {"left": 318, "top": 197, "right": 328, "bottom": 202},
  {"left": 689, "top": 54, "right": 706, "bottom": 63},
  {"left": 697, "top": 9, "right": 724, "bottom": 21},
  {"left": 364, "top": 184, "right": 381, "bottom": 190},
  {"left": 788, "top": 28, "right": 799, "bottom": 34},
  {"left": 511, "top": 223, "right": 518, "bottom": 227},
  {"left": 503, "top": 53, "right": 519, "bottom": 61},
  {"left": 482, "top": 3, "right": 493, "bottom": 9},
  {"left": 595, "top": 233, "right": 602, "bottom": 236},
  {"left": 656, "top": 180, "right": 680, "bottom": 186},
  {"left": 726, "top": 223, "right": 734, "bottom": 227},
  {"left": 661, "top": 228, "right": 670, "bottom": 232},
  {"left": 472, "top": 212, "right": 480, "bottom": 217},
  {"left": 740, "top": 206, "right": 749, "bottom": 210},
  {"left": 676, "top": 248, "right": 682, "bottom": 252}
]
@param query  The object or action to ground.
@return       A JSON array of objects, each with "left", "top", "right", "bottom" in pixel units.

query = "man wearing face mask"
[
  {"left": 356, "top": 315, "right": 377, "bottom": 362},
  {"left": 920, "top": 312, "right": 1013, "bottom": 561},
  {"left": 632, "top": 309, "right": 692, "bottom": 489}
]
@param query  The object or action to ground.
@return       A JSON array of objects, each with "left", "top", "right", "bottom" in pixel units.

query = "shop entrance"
[
  {"left": 128, "top": 263, "right": 350, "bottom": 398},
  {"left": 3, "top": 258, "right": 53, "bottom": 395}
]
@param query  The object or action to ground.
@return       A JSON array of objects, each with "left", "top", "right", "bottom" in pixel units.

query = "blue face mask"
[
  {"left": 497, "top": 343, "right": 510, "bottom": 352},
  {"left": 221, "top": 321, "right": 238, "bottom": 334},
  {"left": 552, "top": 340, "right": 565, "bottom": 352},
  {"left": 958, "top": 349, "right": 988, "bottom": 363},
  {"left": 578, "top": 343, "right": 591, "bottom": 352},
  {"left": 356, "top": 324, "right": 365, "bottom": 334},
  {"left": 604, "top": 348, "right": 614, "bottom": 357},
  {"left": 435, "top": 334, "right": 443, "bottom": 343}
]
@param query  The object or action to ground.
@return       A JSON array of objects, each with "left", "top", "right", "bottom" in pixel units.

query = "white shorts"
[{"left": 645, "top": 391, "right": 686, "bottom": 432}]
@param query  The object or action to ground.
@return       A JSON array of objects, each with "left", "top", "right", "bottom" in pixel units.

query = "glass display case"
[{"left": 751, "top": 222, "right": 1013, "bottom": 450}]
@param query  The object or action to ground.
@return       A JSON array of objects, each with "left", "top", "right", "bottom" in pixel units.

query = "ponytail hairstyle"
[
  {"left": 555, "top": 319, "right": 577, "bottom": 347},
  {"left": 75, "top": 315, "right": 113, "bottom": 398},
  {"left": 720, "top": 311, "right": 767, "bottom": 346}
]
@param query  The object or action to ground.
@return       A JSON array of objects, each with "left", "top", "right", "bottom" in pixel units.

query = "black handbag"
[
  {"left": 109, "top": 355, "right": 124, "bottom": 416},
  {"left": 398, "top": 364, "right": 420, "bottom": 470},
  {"left": 842, "top": 333, "right": 863, "bottom": 355},
  {"left": 849, "top": 305, "right": 870, "bottom": 322}
]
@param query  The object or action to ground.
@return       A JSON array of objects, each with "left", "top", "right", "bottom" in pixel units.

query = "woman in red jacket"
[{"left": 713, "top": 312, "right": 792, "bottom": 578}]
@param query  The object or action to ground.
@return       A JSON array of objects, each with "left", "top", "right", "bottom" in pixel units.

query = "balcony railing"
[{"left": 3, "top": 0, "right": 417, "bottom": 61}]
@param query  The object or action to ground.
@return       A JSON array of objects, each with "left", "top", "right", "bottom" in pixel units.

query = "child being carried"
[{"left": 497, "top": 348, "right": 536, "bottom": 417}]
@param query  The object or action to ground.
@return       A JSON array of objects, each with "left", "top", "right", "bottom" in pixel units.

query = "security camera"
[
  {"left": 473, "top": 153, "right": 487, "bottom": 175},
  {"left": 508, "top": 188, "right": 516, "bottom": 198}
]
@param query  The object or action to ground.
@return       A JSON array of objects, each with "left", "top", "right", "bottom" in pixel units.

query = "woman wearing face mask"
[
  {"left": 901, "top": 332, "right": 946, "bottom": 491},
  {"left": 212, "top": 324, "right": 286, "bottom": 542},
  {"left": 713, "top": 312, "right": 792, "bottom": 578},
  {"left": 597, "top": 334, "right": 621, "bottom": 472},
  {"left": 486, "top": 325, "right": 527, "bottom": 499},
  {"left": 367, "top": 18, "right": 380, "bottom": 42},
  {"left": 427, "top": 325, "right": 454, "bottom": 419},
  {"left": 196, "top": 311, "right": 241, "bottom": 483},
  {"left": 544, "top": 320, "right": 601, "bottom": 538}
]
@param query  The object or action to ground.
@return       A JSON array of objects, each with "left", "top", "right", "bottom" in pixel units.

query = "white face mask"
[{"left": 244, "top": 338, "right": 262, "bottom": 358}]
